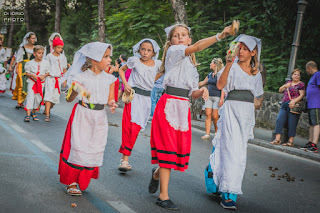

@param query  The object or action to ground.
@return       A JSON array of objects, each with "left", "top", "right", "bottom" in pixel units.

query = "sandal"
[
  {"left": 65, "top": 183, "right": 82, "bottom": 196},
  {"left": 24, "top": 116, "right": 30, "bottom": 122},
  {"left": 201, "top": 134, "right": 210, "bottom": 140},
  {"left": 270, "top": 139, "right": 281, "bottom": 145},
  {"left": 31, "top": 113, "right": 39, "bottom": 121},
  {"left": 282, "top": 142, "right": 294, "bottom": 147},
  {"left": 44, "top": 116, "right": 50, "bottom": 122},
  {"left": 118, "top": 159, "right": 132, "bottom": 172},
  {"left": 15, "top": 104, "right": 24, "bottom": 109}
]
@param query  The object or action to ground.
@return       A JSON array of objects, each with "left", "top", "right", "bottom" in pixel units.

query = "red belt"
[{"left": 31, "top": 77, "right": 44, "bottom": 99}]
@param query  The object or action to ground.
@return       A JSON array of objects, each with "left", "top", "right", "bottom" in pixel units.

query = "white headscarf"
[
  {"left": 65, "top": 42, "right": 113, "bottom": 86},
  {"left": 233, "top": 34, "right": 262, "bottom": 62},
  {"left": 164, "top": 24, "right": 191, "bottom": 38},
  {"left": 48, "top": 33, "right": 63, "bottom": 46},
  {"left": 19, "top": 32, "right": 37, "bottom": 47},
  {"left": 132, "top": 38, "right": 160, "bottom": 60}
]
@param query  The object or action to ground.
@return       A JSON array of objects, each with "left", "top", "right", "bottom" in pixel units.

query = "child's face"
[
  {"left": 238, "top": 43, "right": 255, "bottom": 62},
  {"left": 96, "top": 48, "right": 112, "bottom": 71},
  {"left": 171, "top": 27, "right": 191, "bottom": 46},
  {"left": 33, "top": 49, "right": 44, "bottom": 60},
  {"left": 138, "top": 42, "right": 154, "bottom": 61},
  {"left": 54, "top": 45, "right": 63, "bottom": 54}
]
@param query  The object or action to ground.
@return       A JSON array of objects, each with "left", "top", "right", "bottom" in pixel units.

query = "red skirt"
[
  {"left": 150, "top": 94, "right": 191, "bottom": 172},
  {"left": 58, "top": 103, "right": 99, "bottom": 191},
  {"left": 119, "top": 103, "right": 141, "bottom": 156}
]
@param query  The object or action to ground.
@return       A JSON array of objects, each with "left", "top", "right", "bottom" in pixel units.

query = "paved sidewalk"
[{"left": 191, "top": 116, "right": 320, "bottom": 162}]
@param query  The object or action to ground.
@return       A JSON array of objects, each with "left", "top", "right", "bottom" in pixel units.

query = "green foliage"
[
  {"left": 4, "top": 0, "right": 319, "bottom": 92},
  {"left": 104, "top": 0, "right": 173, "bottom": 58}
]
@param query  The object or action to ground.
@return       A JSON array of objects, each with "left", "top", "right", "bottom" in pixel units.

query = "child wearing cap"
[{"left": 44, "top": 37, "right": 68, "bottom": 122}]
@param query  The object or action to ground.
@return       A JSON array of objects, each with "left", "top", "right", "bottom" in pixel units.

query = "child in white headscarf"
[
  {"left": 148, "top": 23, "right": 231, "bottom": 210},
  {"left": 206, "top": 34, "right": 264, "bottom": 210},
  {"left": 117, "top": 38, "right": 162, "bottom": 172},
  {"left": 58, "top": 42, "right": 118, "bottom": 196}
]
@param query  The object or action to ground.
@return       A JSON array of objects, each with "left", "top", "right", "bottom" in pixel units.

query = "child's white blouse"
[
  {"left": 163, "top": 45, "right": 199, "bottom": 97},
  {"left": 73, "top": 69, "right": 116, "bottom": 104},
  {"left": 46, "top": 53, "right": 68, "bottom": 77},
  {"left": 24, "top": 59, "right": 50, "bottom": 83},
  {"left": 127, "top": 56, "right": 161, "bottom": 91}
]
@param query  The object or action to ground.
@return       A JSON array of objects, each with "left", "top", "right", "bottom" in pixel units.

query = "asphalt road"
[{"left": 0, "top": 92, "right": 319, "bottom": 213}]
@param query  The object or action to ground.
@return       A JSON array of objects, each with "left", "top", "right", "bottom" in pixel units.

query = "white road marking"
[
  {"left": 0, "top": 113, "right": 9, "bottom": 121},
  {"left": 30, "top": 139, "right": 54, "bottom": 153},
  {"left": 108, "top": 201, "right": 136, "bottom": 213},
  {"left": 10, "top": 124, "right": 27, "bottom": 134}
]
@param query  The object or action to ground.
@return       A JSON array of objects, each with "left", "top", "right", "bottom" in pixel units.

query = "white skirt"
[
  {"left": 130, "top": 93, "right": 151, "bottom": 131},
  {"left": 68, "top": 105, "right": 109, "bottom": 167},
  {"left": 210, "top": 100, "right": 255, "bottom": 194}
]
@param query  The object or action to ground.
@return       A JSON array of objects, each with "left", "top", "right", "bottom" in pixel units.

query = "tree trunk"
[
  {"left": 55, "top": 0, "right": 61, "bottom": 33},
  {"left": 98, "top": 0, "right": 105, "bottom": 42},
  {"left": 7, "top": 0, "right": 15, "bottom": 47},
  {"left": 24, "top": 0, "right": 30, "bottom": 32},
  {"left": 169, "top": 0, "right": 188, "bottom": 25}
]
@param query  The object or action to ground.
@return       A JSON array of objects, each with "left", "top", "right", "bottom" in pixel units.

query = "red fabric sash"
[
  {"left": 31, "top": 77, "right": 44, "bottom": 99},
  {"left": 54, "top": 77, "right": 60, "bottom": 94}
]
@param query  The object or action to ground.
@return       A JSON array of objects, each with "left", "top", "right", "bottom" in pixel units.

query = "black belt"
[
  {"left": 165, "top": 86, "right": 189, "bottom": 98},
  {"left": 78, "top": 100, "right": 105, "bottom": 110},
  {"left": 226, "top": 90, "right": 254, "bottom": 103},
  {"left": 132, "top": 87, "right": 151, "bottom": 96}
]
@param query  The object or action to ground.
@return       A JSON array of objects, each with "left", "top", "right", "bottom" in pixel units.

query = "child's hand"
[
  {"left": 124, "top": 83, "right": 132, "bottom": 95},
  {"left": 219, "top": 25, "right": 232, "bottom": 40},
  {"left": 201, "top": 87, "right": 209, "bottom": 101},
  {"left": 62, "top": 80, "right": 67, "bottom": 88},
  {"left": 108, "top": 99, "right": 118, "bottom": 113},
  {"left": 39, "top": 75, "right": 45, "bottom": 81}
]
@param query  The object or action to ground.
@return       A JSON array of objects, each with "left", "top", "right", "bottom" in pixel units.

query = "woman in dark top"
[
  {"left": 270, "top": 68, "right": 305, "bottom": 146},
  {"left": 199, "top": 58, "right": 225, "bottom": 140}
]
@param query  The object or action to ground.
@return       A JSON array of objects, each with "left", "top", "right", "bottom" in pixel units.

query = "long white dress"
[
  {"left": 209, "top": 63, "right": 263, "bottom": 194},
  {"left": 67, "top": 69, "right": 116, "bottom": 167}
]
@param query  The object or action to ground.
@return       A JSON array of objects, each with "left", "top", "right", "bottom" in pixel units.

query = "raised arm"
[{"left": 185, "top": 26, "right": 231, "bottom": 56}]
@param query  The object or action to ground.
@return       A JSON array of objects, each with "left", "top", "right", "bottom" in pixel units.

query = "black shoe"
[
  {"left": 305, "top": 143, "right": 318, "bottom": 153},
  {"left": 156, "top": 198, "right": 179, "bottom": 211},
  {"left": 299, "top": 141, "right": 312, "bottom": 150},
  {"left": 148, "top": 167, "right": 159, "bottom": 194}
]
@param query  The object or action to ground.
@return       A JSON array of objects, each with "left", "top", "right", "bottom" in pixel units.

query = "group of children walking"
[
  {"left": 5, "top": 32, "right": 66, "bottom": 122},
  {"left": 5, "top": 21, "right": 263, "bottom": 211}
]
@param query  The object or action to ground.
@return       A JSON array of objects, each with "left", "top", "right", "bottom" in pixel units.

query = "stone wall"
[{"left": 191, "top": 91, "right": 309, "bottom": 138}]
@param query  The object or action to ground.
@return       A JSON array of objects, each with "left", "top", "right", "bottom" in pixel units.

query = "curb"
[{"left": 191, "top": 123, "right": 320, "bottom": 163}]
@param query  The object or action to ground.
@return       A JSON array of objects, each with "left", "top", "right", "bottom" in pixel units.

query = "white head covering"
[
  {"left": 19, "top": 32, "right": 37, "bottom": 47},
  {"left": 132, "top": 38, "right": 160, "bottom": 60},
  {"left": 165, "top": 24, "right": 191, "bottom": 38},
  {"left": 65, "top": 42, "right": 113, "bottom": 86},
  {"left": 233, "top": 34, "right": 262, "bottom": 62},
  {"left": 48, "top": 33, "right": 63, "bottom": 46}
]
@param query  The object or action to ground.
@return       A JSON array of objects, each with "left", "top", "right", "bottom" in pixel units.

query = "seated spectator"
[{"left": 270, "top": 68, "right": 305, "bottom": 146}]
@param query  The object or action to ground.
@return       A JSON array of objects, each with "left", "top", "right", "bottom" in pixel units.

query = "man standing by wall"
[{"left": 300, "top": 61, "right": 320, "bottom": 153}]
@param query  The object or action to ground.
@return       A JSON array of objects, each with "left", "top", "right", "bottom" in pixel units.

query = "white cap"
[{"left": 233, "top": 34, "right": 262, "bottom": 62}]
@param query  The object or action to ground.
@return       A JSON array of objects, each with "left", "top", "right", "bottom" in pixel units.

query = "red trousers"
[
  {"left": 58, "top": 104, "right": 99, "bottom": 191},
  {"left": 119, "top": 103, "right": 141, "bottom": 156}
]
